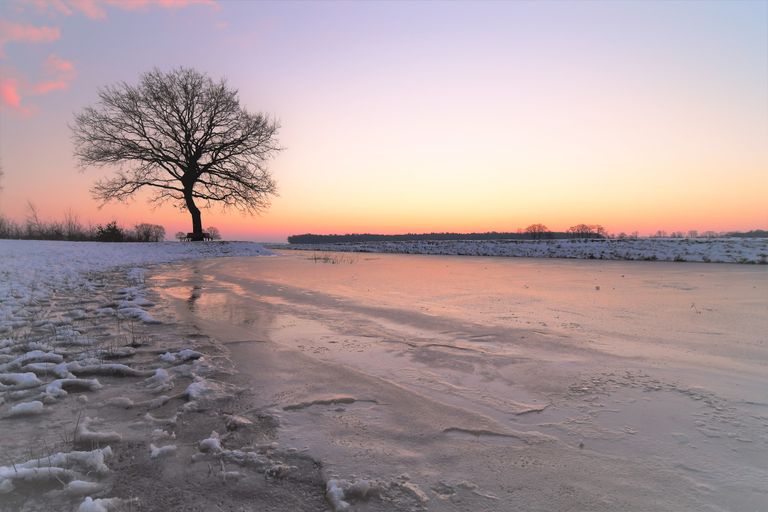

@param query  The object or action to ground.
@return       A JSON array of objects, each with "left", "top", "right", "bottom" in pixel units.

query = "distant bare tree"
[
  {"left": 175, "top": 231, "right": 187, "bottom": 242},
  {"left": 205, "top": 226, "right": 222, "bottom": 240},
  {"left": 63, "top": 208, "right": 82, "bottom": 239},
  {"left": 72, "top": 67, "right": 280, "bottom": 241},
  {"left": 567, "top": 224, "right": 593, "bottom": 239},
  {"left": 135, "top": 223, "right": 166, "bottom": 242},
  {"left": 524, "top": 223, "right": 550, "bottom": 240}
]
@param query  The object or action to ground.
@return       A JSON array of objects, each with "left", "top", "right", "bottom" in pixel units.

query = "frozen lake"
[{"left": 154, "top": 251, "right": 768, "bottom": 511}]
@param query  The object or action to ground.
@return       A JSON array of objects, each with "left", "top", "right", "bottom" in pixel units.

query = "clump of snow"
[
  {"left": 8, "top": 400, "right": 44, "bottom": 417},
  {"left": 149, "top": 443, "right": 177, "bottom": 459},
  {"left": 0, "top": 372, "right": 42, "bottom": 390},
  {"left": 143, "top": 368, "right": 174, "bottom": 393},
  {"left": 326, "top": 478, "right": 382, "bottom": 511},
  {"left": 199, "top": 431, "right": 222, "bottom": 453},
  {"left": 0, "top": 447, "right": 113, "bottom": 494},
  {"left": 104, "top": 397, "right": 134, "bottom": 409},
  {"left": 183, "top": 375, "right": 234, "bottom": 404},
  {"left": 76, "top": 417, "right": 122, "bottom": 444},
  {"left": 77, "top": 496, "right": 136, "bottom": 512},
  {"left": 150, "top": 429, "right": 175, "bottom": 441},
  {"left": 66, "top": 480, "right": 105, "bottom": 496},
  {"left": 63, "top": 360, "right": 150, "bottom": 377},
  {"left": 43, "top": 378, "right": 102, "bottom": 401},
  {"left": 184, "top": 376, "right": 211, "bottom": 400},
  {"left": 160, "top": 349, "right": 202, "bottom": 364}
]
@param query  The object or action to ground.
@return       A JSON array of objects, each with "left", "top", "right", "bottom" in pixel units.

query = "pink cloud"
[
  {"left": 31, "top": 80, "right": 69, "bottom": 94},
  {"left": 0, "top": 76, "right": 36, "bottom": 116},
  {"left": 0, "top": 19, "right": 60, "bottom": 55},
  {"left": 69, "top": 0, "right": 107, "bottom": 19},
  {"left": 44, "top": 53, "right": 75, "bottom": 74},
  {"left": 0, "top": 77, "right": 22, "bottom": 109},
  {"left": 0, "top": 53, "right": 76, "bottom": 116},
  {"left": 30, "top": 53, "right": 76, "bottom": 94},
  {"left": 60, "top": 0, "right": 218, "bottom": 19},
  {"left": 28, "top": 0, "right": 74, "bottom": 16}
]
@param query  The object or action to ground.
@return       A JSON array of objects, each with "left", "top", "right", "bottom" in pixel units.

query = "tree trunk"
[{"left": 184, "top": 188, "right": 204, "bottom": 241}]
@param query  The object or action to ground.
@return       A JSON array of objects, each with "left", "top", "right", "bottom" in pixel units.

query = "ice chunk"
[
  {"left": 77, "top": 497, "right": 131, "bottom": 512},
  {"left": 149, "top": 443, "right": 177, "bottom": 459},
  {"left": 160, "top": 349, "right": 202, "bottom": 364},
  {"left": 8, "top": 400, "right": 44, "bottom": 416},
  {"left": 76, "top": 417, "right": 122, "bottom": 444},
  {"left": 198, "top": 431, "right": 222, "bottom": 453},
  {"left": 66, "top": 480, "right": 105, "bottom": 496},
  {"left": 144, "top": 368, "right": 174, "bottom": 393},
  {"left": 0, "top": 372, "right": 43, "bottom": 389}
]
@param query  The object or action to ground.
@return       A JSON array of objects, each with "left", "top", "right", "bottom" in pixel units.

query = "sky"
[{"left": 0, "top": 0, "right": 766, "bottom": 242}]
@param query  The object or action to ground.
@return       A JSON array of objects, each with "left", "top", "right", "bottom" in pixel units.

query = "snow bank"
[{"left": 284, "top": 237, "right": 768, "bottom": 264}]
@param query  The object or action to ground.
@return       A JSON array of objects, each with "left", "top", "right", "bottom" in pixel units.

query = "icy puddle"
[{"left": 153, "top": 251, "right": 768, "bottom": 511}]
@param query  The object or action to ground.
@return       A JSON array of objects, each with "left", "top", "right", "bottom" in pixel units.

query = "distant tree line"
[
  {"left": 0, "top": 205, "right": 165, "bottom": 242},
  {"left": 288, "top": 227, "right": 608, "bottom": 244},
  {"left": 725, "top": 230, "right": 767, "bottom": 238}
]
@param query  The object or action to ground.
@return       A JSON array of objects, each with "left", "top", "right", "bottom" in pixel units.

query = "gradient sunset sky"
[{"left": 1, "top": 0, "right": 766, "bottom": 241}]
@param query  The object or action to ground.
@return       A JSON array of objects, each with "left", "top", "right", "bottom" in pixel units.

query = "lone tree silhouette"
[{"left": 72, "top": 67, "right": 280, "bottom": 241}]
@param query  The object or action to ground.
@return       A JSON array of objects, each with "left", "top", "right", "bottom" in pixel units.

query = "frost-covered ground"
[
  {"left": 0, "top": 240, "right": 326, "bottom": 512},
  {"left": 282, "top": 237, "right": 768, "bottom": 263}
]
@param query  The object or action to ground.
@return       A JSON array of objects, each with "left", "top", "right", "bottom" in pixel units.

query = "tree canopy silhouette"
[{"left": 72, "top": 67, "right": 280, "bottom": 240}]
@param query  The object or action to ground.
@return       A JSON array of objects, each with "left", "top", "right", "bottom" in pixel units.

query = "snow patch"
[{"left": 8, "top": 400, "right": 44, "bottom": 416}]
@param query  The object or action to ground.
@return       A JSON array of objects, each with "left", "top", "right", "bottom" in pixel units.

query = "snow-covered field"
[
  {"left": 282, "top": 237, "right": 768, "bottom": 263},
  {"left": 0, "top": 240, "right": 277, "bottom": 511}
]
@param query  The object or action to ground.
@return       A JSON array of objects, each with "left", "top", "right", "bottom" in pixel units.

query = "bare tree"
[
  {"left": 524, "top": 223, "right": 549, "bottom": 240},
  {"left": 567, "top": 224, "right": 593, "bottom": 239},
  {"left": 72, "top": 67, "right": 280, "bottom": 241},
  {"left": 135, "top": 223, "right": 166, "bottom": 242},
  {"left": 205, "top": 226, "right": 222, "bottom": 240}
]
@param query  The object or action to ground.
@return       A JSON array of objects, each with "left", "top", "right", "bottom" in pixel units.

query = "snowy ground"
[
  {"left": 0, "top": 240, "right": 310, "bottom": 512},
  {"left": 281, "top": 237, "right": 768, "bottom": 263}
]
